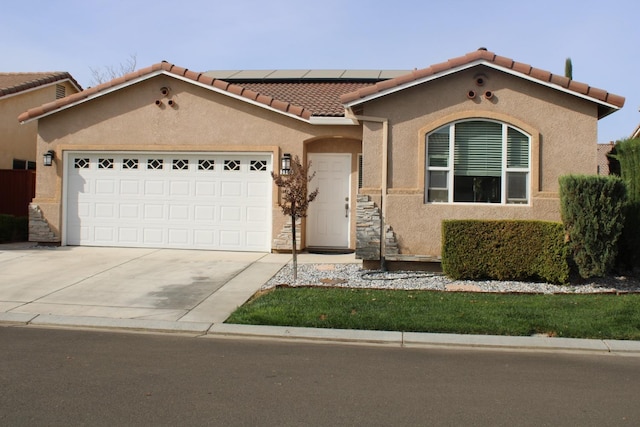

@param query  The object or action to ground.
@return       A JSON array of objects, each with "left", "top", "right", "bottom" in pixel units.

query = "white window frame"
[{"left": 425, "top": 119, "right": 531, "bottom": 205}]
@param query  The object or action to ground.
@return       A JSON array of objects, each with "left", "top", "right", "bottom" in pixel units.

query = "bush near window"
[
  {"left": 609, "top": 138, "right": 640, "bottom": 269},
  {"left": 559, "top": 175, "right": 626, "bottom": 278},
  {"left": 441, "top": 220, "right": 570, "bottom": 284},
  {"left": 0, "top": 214, "right": 28, "bottom": 243}
]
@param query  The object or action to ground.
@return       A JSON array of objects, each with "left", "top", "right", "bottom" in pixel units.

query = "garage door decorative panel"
[{"left": 66, "top": 153, "right": 272, "bottom": 251}]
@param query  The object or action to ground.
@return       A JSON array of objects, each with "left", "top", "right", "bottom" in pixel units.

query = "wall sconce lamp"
[
  {"left": 43, "top": 150, "right": 55, "bottom": 167},
  {"left": 280, "top": 153, "right": 291, "bottom": 175}
]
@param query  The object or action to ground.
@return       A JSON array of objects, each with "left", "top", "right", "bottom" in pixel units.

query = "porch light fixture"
[
  {"left": 280, "top": 153, "right": 291, "bottom": 175},
  {"left": 43, "top": 150, "right": 55, "bottom": 167}
]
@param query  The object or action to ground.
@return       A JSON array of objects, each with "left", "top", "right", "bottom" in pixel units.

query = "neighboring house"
[
  {"left": 632, "top": 123, "right": 640, "bottom": 139},
  {"left": 597, "top": 142, "right": 616, "bottom": 175},
  {"left": 1, "top": 72, "right": 81, "bottom": 169},
  {"left": 19, "top": 49, "right": 624, "bottom": 265}
]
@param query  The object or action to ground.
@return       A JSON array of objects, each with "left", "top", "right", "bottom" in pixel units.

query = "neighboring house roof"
[
  {"left": 340, "top": 48, "right": 625, "bottom": 119},
  {"left": 597, "top": 142, "right": 615, "bottom": 175},
  {"left": 0, "top": 72, "right": 82, "bottom": 98},
  {"left": 632, "top": 123, "right": 640, "bottom": 139}
]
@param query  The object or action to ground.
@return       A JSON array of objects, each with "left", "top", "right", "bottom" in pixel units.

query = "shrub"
[
  {"left": 442, "top": 220, "right": 570, "bottom": 285},
  {"left": 610, "top": 138, "right": 640, "bottom": 268},
  {"left": 559, "top": 175, "right": 626, "bottom": 278},
  {"left": 0, "top": 214, "right": 29, "bottom": 243}
]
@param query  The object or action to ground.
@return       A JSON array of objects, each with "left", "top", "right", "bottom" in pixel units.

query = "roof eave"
[
  {"left": 21, "top": 70, "right": 315, "bottom": 124},
  {"left": 20, "top": 72, "right": 164, "bottom": 124},
  {"left": 308, "top": 116, "right": 357, "bottom": 125},
  {"left": 343, "top": 60, "right": 623, "bottom": 119},
  {"left": 167, "top": 72, "right": 314, "bottom": 123}
]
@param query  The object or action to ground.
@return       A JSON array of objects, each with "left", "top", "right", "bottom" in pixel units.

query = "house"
[
  {"left": 1, "top": 72, "right": 81, "bottom": 169},
  {"left": 597, "top": 142, "right": 616, "bottom": 175},
  {"left": 18, "top": 49, "right": 624, "bottom": 264}
]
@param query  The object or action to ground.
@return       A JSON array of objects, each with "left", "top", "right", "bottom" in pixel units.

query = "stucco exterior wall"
[
  {"left": 32, "top": 75, "right": 361, "bottom": 247},
  {"left": 0, "top": 80, "right": 77, "bottom": 169},
  {"left": 358, "top": 66, "right": 599, "bottom": 256}
]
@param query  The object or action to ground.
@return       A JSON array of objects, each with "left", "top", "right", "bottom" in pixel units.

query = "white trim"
[
  {"left": 425, "top": 119, "right": 531, "bottom": 206},
  {"left": 344, "top": 60, "right": 621, "bottom": 113},
  {"left": 62, "top": 150, "right": 70, "bottom": 246},
  {"left": 308, "top": 116, "right": 357, "bottom": 125},
  {"left": 20, "top": 73, "right": 161, "bottom": 124},
  {"left": 22, "top": 70, "right": 320, "bottom": 125}
]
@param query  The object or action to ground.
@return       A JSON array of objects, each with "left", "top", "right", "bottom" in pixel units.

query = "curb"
[
  {"left": 207, "top": 323, "right": 640, "bottom": 355},
  {"left": 3, "top": 314, "right": 640, "bottom": 355},
  {"left": 0, "top": 313, "right": 211, "bottom": 334}
]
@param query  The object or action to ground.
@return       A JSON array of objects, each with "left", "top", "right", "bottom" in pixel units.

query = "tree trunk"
[{"left": 291, "top": 211, "right": 297, "bottom": 281}]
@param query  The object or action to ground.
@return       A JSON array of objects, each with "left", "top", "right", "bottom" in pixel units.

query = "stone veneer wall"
[
  {"left": 355, "top": 194, "right": 398, "bottom": 260},
  {"left": 272, "top": 217, "right": 302, "bottom": 252},
  {"left": 28, "top": 204, "right": 59, "bottom": 243}
]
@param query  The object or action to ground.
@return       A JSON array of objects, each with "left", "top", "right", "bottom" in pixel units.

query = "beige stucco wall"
[
  {"left": 32, "top": 75, "right": 362, "bottom": 248},
  {"left": 358, "top": 65, "right": 600, "bottom": 256},
  {"left": 0, "top": 80, "right": 78, "bottom": 169}
]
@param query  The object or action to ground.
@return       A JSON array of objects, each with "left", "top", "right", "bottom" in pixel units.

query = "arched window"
[{"left": 425, "top": 120, "right": 530, "bottom": 204}]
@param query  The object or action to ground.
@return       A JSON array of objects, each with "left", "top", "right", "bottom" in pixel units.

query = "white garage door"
[{"left": 65, "top": 152, "right": 272, "bottom": 251}]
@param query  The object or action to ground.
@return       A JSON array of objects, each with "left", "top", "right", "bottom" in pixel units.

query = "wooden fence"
[{"left": 0, "top": 169, "right": 36, "bottom": 217}]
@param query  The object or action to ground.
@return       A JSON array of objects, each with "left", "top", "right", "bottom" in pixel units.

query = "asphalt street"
[{"left": 2, "top": 326, "right": 639, "bottom": 426}]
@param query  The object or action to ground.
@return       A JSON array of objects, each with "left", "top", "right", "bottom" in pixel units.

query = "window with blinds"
[{"left": 425, "top": 120, "right": 530, "bottom": 204}]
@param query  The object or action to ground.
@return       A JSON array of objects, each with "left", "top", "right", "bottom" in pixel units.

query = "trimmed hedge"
[
  {"left": 442, "top": 220, "right": 570, "bottom": 285},
  {"left": 559, "top": 175, "right": 626, "bottom": 278},
  {"left": 0, "top": 214, "right": 28, "bottom": 243}
]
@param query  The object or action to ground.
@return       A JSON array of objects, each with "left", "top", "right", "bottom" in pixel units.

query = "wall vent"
[{"left": 55, "top": 84, "right": 66, "bottom": 99}]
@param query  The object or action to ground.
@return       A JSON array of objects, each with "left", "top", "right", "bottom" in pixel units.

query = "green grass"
[{"left": 226, "top": 287, "right": 640, "bottom": 340}]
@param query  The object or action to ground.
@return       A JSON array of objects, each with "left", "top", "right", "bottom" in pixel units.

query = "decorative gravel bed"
[{"left": 263, "top": 263, "right": 640, "bottom": 294}]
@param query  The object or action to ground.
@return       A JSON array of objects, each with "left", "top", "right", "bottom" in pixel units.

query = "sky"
[{"left": 3, "top": 0, "right": 638, "bottom": 143}]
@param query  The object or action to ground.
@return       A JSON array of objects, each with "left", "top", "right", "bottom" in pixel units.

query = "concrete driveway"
[{"left": 0, "top": 244, "right": 292, "bottom": 326}]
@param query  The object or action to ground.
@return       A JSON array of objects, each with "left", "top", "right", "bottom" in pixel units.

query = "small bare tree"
[
  {"left": 89, "top": 54, "right": 137, "bottom": 86},
  {"left": 271, "top": 155, "right": 319, "bottom": 281}
]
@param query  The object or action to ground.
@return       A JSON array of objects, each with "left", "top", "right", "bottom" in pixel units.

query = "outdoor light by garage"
[
  {"left": 43, "top": 150, "right": 55, "bottom": 167},
  {"left": 280, "top": 153, "right": 291, "bottom": 175}
]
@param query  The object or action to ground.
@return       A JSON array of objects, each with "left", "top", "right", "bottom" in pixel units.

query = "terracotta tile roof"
[
  {"left": 19, "top": 62, "right": 325, "bottom": 122},
  {"left": 340, "top": 49, "right": 625, "bottom": 119},
  {"left": 0, "top": 72, "right": 82, "bottom": 98},
  {"left": 234, "top": 82, "right": 376, "bottom": 116}
]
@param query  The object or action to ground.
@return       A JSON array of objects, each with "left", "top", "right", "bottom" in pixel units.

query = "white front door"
[{"left": 306, "top": 153, "right": 351, "bottom": 248}]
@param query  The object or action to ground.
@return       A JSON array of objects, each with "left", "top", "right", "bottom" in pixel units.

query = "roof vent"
[{"left": 478, "top": 47, "right": 488, "bottom": 51}]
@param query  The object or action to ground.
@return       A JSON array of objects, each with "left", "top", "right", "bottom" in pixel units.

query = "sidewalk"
[{"left": 1, "top": 243, "right": 639, "bottom": 355}]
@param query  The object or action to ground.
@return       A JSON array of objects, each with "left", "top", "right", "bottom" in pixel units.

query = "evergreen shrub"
[
  {"left": 610, "top": 138, "right": 640, "bottom": 268},
  {"left": 559, "top": 175, "right": 626, "bottom": 278}
]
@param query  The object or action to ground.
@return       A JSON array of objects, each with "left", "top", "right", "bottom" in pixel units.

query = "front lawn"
[{"left": 226, "top": 287, "right": 640, "bottom": 340}]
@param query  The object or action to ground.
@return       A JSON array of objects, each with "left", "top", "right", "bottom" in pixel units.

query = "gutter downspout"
[{"left": 349, "top": 113, "right": 389, "bottom": 271}]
